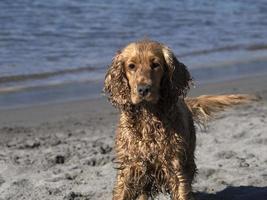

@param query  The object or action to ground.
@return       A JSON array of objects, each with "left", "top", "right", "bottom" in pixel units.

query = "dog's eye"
[
  {"left": 128, "top": 64, "right": 136, "bottom": 70},
  {"left": 151, "top": 62, "right": 160, "bottom": 70}
]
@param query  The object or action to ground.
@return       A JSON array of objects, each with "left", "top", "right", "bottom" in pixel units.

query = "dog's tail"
[{"left": 185, "top": 94, "right": 259, "bottom": 126}]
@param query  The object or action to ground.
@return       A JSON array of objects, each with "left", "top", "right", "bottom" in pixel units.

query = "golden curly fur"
[{"left": 104, "top": 40, "right": 255, "bottom": 200}]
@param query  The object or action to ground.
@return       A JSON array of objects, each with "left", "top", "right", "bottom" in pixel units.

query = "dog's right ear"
[{"left": 104, "top": 51, "right": 131, "bottom": 108}]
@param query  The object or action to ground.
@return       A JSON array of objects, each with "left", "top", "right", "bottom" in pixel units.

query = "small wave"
[
  {"left": 179, "top": 43, "right": 267, "bottom": 57},
  {"left": 0, "top": 78, "right": 102, "bottom": 94},
  {"left": 246, "top": 44, "right": 267, "bottom": 51},
  {"left": 0, "top": 66, "right": 99, "bottom": 84}
]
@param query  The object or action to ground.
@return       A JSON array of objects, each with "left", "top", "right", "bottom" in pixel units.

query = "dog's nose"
[{"left": 137, "top": 84, "right": 151, "bottom": 97}]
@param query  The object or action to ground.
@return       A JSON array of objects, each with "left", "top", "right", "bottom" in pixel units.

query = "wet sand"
[{"left": 0, "top": 74, "right": 267, "bottom": 200}]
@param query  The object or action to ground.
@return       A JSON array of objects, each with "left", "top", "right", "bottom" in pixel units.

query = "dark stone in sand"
[
  {"left": 0, "top": 176, "right": 5, "bottom": 186},
  {"left": 55, "top": 155, "right": 65, "bottom": 164},
  {"left": 99, "top": 144, "right": 112, "bottom": 154},
  {"left": 64, "top": 191, "right": 93, "bottom": 200},
  {"left": 239, "top": 162, "right": 250, "bottom": 168},
  {"left": 24, "top": 140, "right": 40, "bottom": 149},
  {"left": 86, "top": 155, "right": 112, "bottom": 167}
]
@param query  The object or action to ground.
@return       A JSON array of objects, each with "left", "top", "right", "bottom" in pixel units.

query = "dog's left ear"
[{"left": 161, "top": 45, "right": 192, "bottom": 97}]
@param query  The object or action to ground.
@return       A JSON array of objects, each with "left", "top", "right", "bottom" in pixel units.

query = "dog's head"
[{"left": 104, "top": 40, "right": 192, "bottom": 109}]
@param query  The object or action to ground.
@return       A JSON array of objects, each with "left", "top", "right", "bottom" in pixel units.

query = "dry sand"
[{"left": 0, "top": 74, "right": 267, "bottom": 200}]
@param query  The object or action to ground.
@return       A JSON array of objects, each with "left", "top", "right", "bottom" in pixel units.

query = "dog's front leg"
[
  {"left": 112, "top": 173, "right": 135, "bottom": 200},
  {"left": 112, "top": 169, "right": 139, "bottom": 200},
  {"left": 168, "top": 164, "right": 194, "bottom": 200},
  {"left": 136, "top": 193, "right": 149, "bottom": 200},
  {"left": 168, "top": 173, "right": 193, "bottom": 200}
]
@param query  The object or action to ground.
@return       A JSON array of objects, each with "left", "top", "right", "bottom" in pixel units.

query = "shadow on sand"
[{"left": 196, "top": 186, "right": 267, "bottom": 200}]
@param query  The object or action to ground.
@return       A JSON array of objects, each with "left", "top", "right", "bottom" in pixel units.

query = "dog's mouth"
[
  {"left": 131, "top": 91, "right": 159, "bottom": 105},
  {"left": 142, "top": 95, "right": 159, "bottom": 104}
]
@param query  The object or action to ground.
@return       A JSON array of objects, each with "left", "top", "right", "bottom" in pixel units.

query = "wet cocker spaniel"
[{"left": 104, "top": 40, "right": 254, "bottom": 200}]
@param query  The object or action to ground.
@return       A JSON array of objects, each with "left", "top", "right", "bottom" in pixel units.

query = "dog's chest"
[
  {"left": 129, "top": 123, "right": 180, "bottom": 163},
  {"left": 119, "top": 111, "right": 186, "bottom": 163}
]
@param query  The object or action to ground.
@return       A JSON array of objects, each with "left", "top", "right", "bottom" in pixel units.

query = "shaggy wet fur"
[{"left": 104, "top": 40, "right": 255, "bottom": 200}]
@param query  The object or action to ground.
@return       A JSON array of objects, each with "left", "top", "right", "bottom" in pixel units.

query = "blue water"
[{"left": 0, "top": 0, "right": 267, "bottom": 105}]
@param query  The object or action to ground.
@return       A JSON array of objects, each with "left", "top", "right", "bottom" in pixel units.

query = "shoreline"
[
  {"left": 0, "top": 73, "right": 267, "bottom": 127},
  {"left": 1, "top": 71, "right": 267, "bottom": 111}
]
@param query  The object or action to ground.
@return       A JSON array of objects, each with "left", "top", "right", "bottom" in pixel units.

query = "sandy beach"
[
  {"left": 0, "top": 74, "right": 267, "bottom": 200},
  {"left": 1, "top": 0, "right": 267, "bottom": 199}
]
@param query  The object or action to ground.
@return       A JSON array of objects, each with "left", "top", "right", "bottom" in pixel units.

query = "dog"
[{"left": 104, "top": 40, "right": 255, "bottom": 200}]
